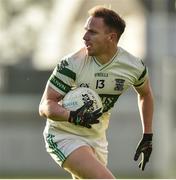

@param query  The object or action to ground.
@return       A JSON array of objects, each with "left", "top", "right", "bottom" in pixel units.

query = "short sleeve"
[
  {"left": 133, "top": 60, "right": 148, "bottom": 88},
  {"left": 48, "top": 58, "right": 76, "bottom": 95}
]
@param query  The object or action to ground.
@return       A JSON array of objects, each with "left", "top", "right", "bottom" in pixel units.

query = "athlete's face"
[{"left": 83, "top": 16, "right": 112, "bottom": 57}]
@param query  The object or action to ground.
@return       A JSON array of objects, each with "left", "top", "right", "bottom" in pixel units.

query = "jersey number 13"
[{"left": 96, "top": 80, "right": 105, "bottom": 89}]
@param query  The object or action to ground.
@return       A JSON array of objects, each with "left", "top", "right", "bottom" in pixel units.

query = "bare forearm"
[
  {"left": 138, "top": 92, "right": 154, "bottom": 134},
  {"left": 39, "top": 99, "right": 70, "bottom": 121}
]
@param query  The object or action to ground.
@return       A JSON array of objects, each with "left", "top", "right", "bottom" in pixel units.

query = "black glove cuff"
[{"left": 143, "top": 133, "right": 153, "bottom": 141}]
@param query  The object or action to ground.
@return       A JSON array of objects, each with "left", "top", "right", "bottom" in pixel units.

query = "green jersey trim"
[
  {"left": 138, "top": 66, "right": 147, "bottom": 80},
  {"left": 92, "top": 50, "right": 118, "bottom": 70},
  {"left": 49, "top": 75, "right": 71, "bottom": 93},
  {"left": 92, "top": 57, "right": 101, "bottom": 66},
  {"left": 134, "top": 80, "right": 145, "bottom": 87},
  {"left": 58, "top": 67, "right": 76, "bottom": 81}
]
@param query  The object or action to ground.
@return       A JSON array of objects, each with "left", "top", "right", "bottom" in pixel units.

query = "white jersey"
[{"left": 46, "top": 47, "right": 148, "bottom": 138}]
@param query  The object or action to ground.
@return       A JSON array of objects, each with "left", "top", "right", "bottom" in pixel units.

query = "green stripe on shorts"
[{"left": 46, "top": 134, "right": 66, "bottom": 162}]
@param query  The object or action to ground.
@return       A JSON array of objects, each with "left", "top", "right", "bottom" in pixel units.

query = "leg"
[{"left": 63, "top": 145, "right": 115, "bottom": 179}]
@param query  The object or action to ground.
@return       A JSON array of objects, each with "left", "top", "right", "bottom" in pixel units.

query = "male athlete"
[{"left": 39, "top": 6, "right": 154, "bottom": 179}]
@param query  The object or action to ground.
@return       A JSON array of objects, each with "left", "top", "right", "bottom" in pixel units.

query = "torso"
[{"left": 47, "top": 47, "right": 147, "bottom": 137}]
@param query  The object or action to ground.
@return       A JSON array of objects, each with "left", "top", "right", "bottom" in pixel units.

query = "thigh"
[{"left": 63, "top": 146, "right": 115, "bottom": 179}]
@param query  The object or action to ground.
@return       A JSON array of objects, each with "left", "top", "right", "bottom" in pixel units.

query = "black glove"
[
  {"left": 134, "top": 133, "right": 153, "bottom": 171},
  {"left": 68, "top": 100, "right": 102, "bottom": 128}
]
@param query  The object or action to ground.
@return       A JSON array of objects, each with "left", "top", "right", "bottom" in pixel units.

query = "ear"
[{"left": 108, "top": 33, "right": 118, "bottom": 42}]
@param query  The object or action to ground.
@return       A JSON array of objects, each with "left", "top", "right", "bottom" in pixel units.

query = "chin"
[{"left": 86, "top": 49, "right": 94, "bottom": 56}]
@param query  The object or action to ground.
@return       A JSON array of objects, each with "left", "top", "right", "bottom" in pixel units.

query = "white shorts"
[{"left": 43, "top": 126, "right": 108, "bottom": 167}]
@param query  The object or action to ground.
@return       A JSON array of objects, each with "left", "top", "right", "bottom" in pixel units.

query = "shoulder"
[
  {"left": 116, "top": 47, "right": 148, "bottom": 83},
  {"left": 116, "top": 47, "right": 146, "bottom": 75},
  {"left": 55, "top": 47, "right": 87, "bottom": 73},
  {"left": 63, "top": 47, "right": 87, "bottom": 63},
  {"left": 117, "top": 47, "right": 143, "bottom": 68}
]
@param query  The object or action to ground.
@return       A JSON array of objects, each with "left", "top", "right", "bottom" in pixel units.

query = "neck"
[{"left": 95, "top": 46, "right": 118, "bottom": 64}]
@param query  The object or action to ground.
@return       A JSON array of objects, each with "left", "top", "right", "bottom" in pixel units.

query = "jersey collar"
[{"left": 92, "top": 49, "right": 119, "bottom": 70}]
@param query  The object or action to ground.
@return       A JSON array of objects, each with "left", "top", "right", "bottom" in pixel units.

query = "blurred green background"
[{"left": 0, "top": 0, "right": 176, "bottom": 179}]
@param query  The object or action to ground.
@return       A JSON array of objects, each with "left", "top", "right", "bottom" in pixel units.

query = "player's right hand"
[{"left": 68, "top": 100, "right": 102, "bottom": 128}]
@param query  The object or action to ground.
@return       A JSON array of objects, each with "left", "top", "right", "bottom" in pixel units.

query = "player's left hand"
[{"left": 134, "top": 133, "right": 153, "bottom": 171}]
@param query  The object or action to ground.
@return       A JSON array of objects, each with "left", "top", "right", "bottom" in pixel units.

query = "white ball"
[{"left": 62, "top": 87, "right": 102, "bottom": 112}]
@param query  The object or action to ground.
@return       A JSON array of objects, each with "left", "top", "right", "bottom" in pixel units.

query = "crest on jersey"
[{"left": 114, "top": 79, "right": 125, "bottom": 91}]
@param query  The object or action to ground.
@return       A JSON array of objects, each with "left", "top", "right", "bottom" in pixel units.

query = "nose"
[{"left": 83, "top": 31, "right": 89, "bottom": 41}]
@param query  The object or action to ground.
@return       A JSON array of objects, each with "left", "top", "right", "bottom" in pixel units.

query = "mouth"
[{"left": 84, "top": 41, "right": 92, "bottom": 48}]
